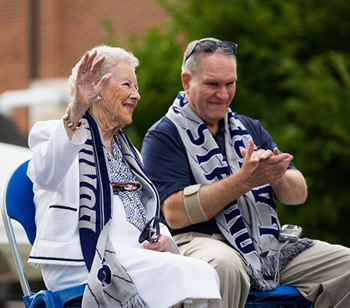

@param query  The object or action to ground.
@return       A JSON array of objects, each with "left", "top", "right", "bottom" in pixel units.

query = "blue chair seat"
[
  {"left": 246, "top": 285, "right": 312, "bottom": 307},
  {"left": 23, "top": 284, "right": 85, "bottom": 308}
]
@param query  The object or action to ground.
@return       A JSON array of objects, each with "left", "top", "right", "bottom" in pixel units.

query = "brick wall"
[
  {"left": 0, "top": 0, "right": 168, "bottom": 139},
  {"left": 0, "top": 1, "right": 30, "bottom": 92}
]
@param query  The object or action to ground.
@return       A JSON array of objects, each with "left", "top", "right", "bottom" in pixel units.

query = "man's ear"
[{"left": 181, "top": 72, "right": 191, "bottom": 91}]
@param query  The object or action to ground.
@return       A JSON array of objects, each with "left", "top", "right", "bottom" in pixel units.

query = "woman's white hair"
[{"left": 68, "top": 45, "right": 139, "bottom": 98}]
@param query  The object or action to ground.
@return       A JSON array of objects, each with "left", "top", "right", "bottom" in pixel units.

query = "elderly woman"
[{"left": 27, "top": 46, "right": 221, "bottom": 308}]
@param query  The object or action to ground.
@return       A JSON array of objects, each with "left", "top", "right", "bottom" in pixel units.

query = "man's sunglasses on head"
[{"left": 184, "top": 39, "right": 238, "bottom": 63}]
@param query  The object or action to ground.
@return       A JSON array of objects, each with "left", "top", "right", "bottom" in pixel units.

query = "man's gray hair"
[{"left": 68, "top": 45, "right": 139, "bottom": 98}]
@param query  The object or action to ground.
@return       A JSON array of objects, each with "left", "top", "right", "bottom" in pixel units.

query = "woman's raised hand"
[{"left": 66, "top": 50, "right": 112, "bottom": 128}]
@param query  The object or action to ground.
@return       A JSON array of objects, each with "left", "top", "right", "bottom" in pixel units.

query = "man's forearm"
[
  {"left": 162, "top": 170, "right": 252, "bottom": 229},
  {"left": 271, "top": 169, "right": 308, "bottom": 205}
]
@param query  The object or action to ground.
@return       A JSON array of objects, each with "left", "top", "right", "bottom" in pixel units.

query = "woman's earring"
[{"left": 97, "top": 95, "right": 102, "bottom": 101}]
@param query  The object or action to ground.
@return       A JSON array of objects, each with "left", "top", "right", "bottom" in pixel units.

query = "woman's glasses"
[
  {"left": 112, "top": 181, "right": 141, "bottom": 194},
  {"left": 138, "top": 216, "right": 160, "bottom": 243},
  {"left": 184, "top": 39, "right": 238, "bottom": 63}
]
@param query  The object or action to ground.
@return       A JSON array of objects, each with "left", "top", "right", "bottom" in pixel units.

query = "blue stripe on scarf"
[{"left": 79, "top": 113, "right": 112, "bottom": 271}]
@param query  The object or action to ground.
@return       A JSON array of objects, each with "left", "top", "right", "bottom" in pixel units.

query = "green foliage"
[
  {"left": 275, "top": 51, "right": 350, "bottom": 245},
  {"left": 109, "top": 0, "right": 350, "bottom": 245},
  {"left": 123, "top": 28, "right": 183, "bottom": 147}
]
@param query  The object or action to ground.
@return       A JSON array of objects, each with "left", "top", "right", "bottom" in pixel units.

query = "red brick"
[{"left": 0, "top": 0, "right": 168, "bottom": 138}]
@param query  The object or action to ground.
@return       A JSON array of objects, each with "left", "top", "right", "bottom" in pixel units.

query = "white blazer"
[{"left": 27, "top": 119, "right": 175, "bottom": 266}]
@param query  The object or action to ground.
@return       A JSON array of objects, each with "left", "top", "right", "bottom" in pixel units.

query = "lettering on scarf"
[
  {"left": 222, "top": 202, "right": 255, "bottom": 254},
  {"left": 79, "top": 147, "right": 98, "bottom": 232}
]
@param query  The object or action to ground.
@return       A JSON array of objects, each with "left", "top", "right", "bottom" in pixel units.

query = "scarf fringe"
[
  {"left": 249, "top": 238, "right": 315, "bottom": 291},
  {"left": 122, "top": 294, "right": 148, "bottom": 308},
  {"left": 248, "top": 265, "right": 278, "bottom": 291}
]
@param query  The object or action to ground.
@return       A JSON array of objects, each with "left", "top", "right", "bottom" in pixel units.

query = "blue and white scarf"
[
  {"left": 167, "top": 92, "right": 314, "bottom": 291},
  {"left": 78, "top": 112, "right": 148, "bottom": 307}
]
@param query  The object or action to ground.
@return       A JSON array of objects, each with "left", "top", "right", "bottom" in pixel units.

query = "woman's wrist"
[{"left": 63, "top": 113, "right": 83, "bottom": 131}]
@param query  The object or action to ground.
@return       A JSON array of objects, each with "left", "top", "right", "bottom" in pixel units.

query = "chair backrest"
[
  {"left": 2, "top": 160, "right": 86, "bottom": 307},
  {"left": 1, "top": 159, "right": 35, "bottom": 297},
  {"left": 4, "top": 159, "right": 36, "bottom": 245}
]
